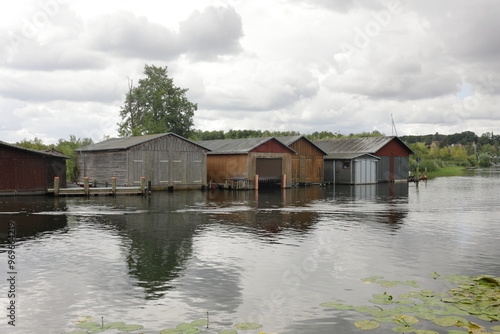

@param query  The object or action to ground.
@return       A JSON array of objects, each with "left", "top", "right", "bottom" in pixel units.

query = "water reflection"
[{"left": 0, "top": 196, "right": 68, "bottom": 243}]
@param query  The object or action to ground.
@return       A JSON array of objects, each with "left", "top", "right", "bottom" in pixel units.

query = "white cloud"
[{"left": 1, "top": 0, "right": 500, "bottom": 144}]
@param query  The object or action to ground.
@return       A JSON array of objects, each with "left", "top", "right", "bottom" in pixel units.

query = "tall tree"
[{"left": 118, "top": 64, "right": 197, "bottom": 138}]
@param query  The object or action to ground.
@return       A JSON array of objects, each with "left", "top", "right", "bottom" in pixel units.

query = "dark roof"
[
  {"left": 315, "top": 136, "right": 414, "bottom": 155},
  {"left": 275, "top": 135, "right": 327, "bottom": 155},
  {"left": 0, "top": 140, "right": 69, "bottom": 159},
  {"left": 324, "top": 153, "right": 380, "bottom": 160},
  {"left": 76, "top": 133, "right": 209, "bottom": 152},
  {"left": 195, "top": 137, "right": 296, "bottom": 154}
]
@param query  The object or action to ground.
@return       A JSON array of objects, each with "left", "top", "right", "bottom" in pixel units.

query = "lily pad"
[
  {"left": 354, "top": 320, "right": 380, "bottom": 330},
  {"left": 234, "top": 322, "right": 262, "bottom": 330},
  {"left": 320, "top": 302, "right": 345, "bottom": 308},
  {"left": 76, "top": 322, "right": 101, "bottom": 329},
  {"left": 433, "top": 316, "right": 468, "bottom": 327},
  {"left": 191, "top": 319, "right": 208, "bottom": 327},
  {"left": 414, "top": 330, "right": 439, "bottom": 334},
  {"left": 218, "top": 331, "right": 238, "bottom": 334},
  {"left": 117, "top": 324, "right": 144, "bottom": 331},
  {"left": 492, "top": 326, "right": 500, "bottom": 331},
  {"left": 391, "top": 325, "right": 416, "bottom": 332},
  {"left": 105, "top": 322, "right": 126, "bottom": 329}
]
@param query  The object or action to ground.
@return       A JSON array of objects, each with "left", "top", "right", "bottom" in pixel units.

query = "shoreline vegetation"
[{"left": 13, "top": 130, "right": 499, "bottom": 183}]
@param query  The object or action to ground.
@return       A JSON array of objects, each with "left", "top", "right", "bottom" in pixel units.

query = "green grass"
[{"left": 425, "top": 166, "right": 470, "bottom": 178}]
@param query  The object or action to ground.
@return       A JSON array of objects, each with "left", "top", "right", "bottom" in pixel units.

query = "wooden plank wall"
[
  {"left": 128, "top": 135, "right": 207, "bottom": 189},
  {"left": 289, "top": 138, "right": 324, "bottom": 184},
  {"left": 206, "top": 154, "right": 248, "bottom": 183},
  {"left": 77, "top": 151, "right": 128, "bottom": 185}
]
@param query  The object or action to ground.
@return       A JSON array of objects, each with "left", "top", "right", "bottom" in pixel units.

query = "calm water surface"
[{"left": 1, "top": 169, "right": 499, "bottom": 334}]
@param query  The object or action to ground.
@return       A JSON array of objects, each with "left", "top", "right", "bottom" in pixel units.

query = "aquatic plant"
[
  {"left": 321, "top": 274, "right": 500, "bottom": 333},
  {"left": 65, "top": 315, "right": 265, "bottom": 334}
]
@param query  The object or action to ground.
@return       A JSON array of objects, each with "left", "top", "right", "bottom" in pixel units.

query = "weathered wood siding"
[
  {"left": 248, "top": 152, "right": 293, "bottom": 187},
  {"left": 77, "top": 134, "right": 207, "bottom": 189},
  {"left": 288, "top": 138, "right": 324, "bottom": 184},
  {"left": 206, "top": 154, "right": 248, "bottom": 183},
  {"left": 0, "top": 145, "right": 66, "bottom": 194},
  {"left": 78, "top": 151, "right": 128, "bottom": 184}
]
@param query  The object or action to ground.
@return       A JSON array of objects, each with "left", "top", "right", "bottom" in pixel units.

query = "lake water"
[{"left": 1, "top": 169, "right": 499, "bottom": 334}]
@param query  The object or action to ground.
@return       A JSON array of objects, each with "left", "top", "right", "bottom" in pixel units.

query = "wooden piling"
[
  {"left": 140, "top": 177, "right": 146, "bottom": 194},
  {"left": 54, "top": 177, "right": 60, "bottom": 196},
  {"left": 281, "top": 174, "right": 287, "bottom": 189},
  {"left": 111, "top": 177, "right": 117, "bottom": 195},
  {"left": 254, "top": 174, "right": 259, "bottom": 190},
  {"left": 83, "top": 177, "right": 90, "bottom": 196}
]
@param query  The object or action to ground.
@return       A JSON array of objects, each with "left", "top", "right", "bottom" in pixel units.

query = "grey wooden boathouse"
[{"left": 76, "top": 133, "right": 209, "bottom": 190}]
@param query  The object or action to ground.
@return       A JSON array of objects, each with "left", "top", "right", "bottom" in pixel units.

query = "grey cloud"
[
  {"left": 88, "top": 11, "right": 181, "bottom": 60},
  {"left": 88, "top": 6, "right": 243, "bottom": 61},
  {"left": 178, "top": 6, "right": 244, "bottom": 60}
]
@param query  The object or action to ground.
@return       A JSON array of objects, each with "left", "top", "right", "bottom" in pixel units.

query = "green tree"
[
  {"left": 118, "top": 64, "right": 196, "bottom": 138},
  {"left": 478, "top": 153, "right": 492, "bottom": 168},
  {"left": 55, "top": 135, "right": 93, "bottom": 182},
  {"left": 16, "top": 137, "right": 51, "bottom": 150}
]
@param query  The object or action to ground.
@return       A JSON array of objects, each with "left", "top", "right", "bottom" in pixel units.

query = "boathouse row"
[
  {"left": 314, "top": 136, "right": 414, "bottom": 184},
  {"left": 0, "top": 140, "right": 68, "bottom": 195},
  {"left": 75, "top": 133, "right": 209, "bottom": 190},
  {"left": 194, "top": 137, "right": 296, "bottom": 188}
]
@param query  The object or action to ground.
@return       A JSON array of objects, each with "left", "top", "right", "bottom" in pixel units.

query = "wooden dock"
[{"left": 48, "top": 177, "right": 147, "bottom": 196}]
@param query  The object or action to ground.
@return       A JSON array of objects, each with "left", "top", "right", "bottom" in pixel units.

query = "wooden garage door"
[{"left": 256, "top": 158, "right": 282, "bottom": 178}]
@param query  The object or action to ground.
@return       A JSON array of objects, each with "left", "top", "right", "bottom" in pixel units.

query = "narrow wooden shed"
[
  {"left": 195, "top": 137, "right": 295, "bottom": 188},
  {"left": 76, "top": 133, "right": 209, "bottom": 190},
  {"left": 315, "top": 136, "right": 414, "bottom": 183},
  {"left": 0, "top": 141, "right": 68, "bottom": 195},
  {"left": 275, "top": 136, "right": 326, "bottom": 185}
]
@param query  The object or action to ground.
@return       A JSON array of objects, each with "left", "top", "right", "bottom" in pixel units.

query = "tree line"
[{"left": 13, "top": 64, "right": 499, "bottom": 181}]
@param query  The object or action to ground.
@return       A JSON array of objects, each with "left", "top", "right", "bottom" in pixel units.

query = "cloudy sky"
[{"left": 1, "top": 0, "right": 499, "bottom": 144}]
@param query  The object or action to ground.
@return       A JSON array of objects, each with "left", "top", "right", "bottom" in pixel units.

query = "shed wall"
[
  {"left": 0, "top": 145, "right": 66, "bottom": 194},
  {"left": 289, "top": 138, "right": 324, "bottom": 184},
  {"left": 78, "top": 151, "right": 128, "bottom": 184},
  {"left": 77, "top": 135, "right": 207, "bottom": 189},
  {"left": 206, "top": 154, "right": 248, "bottom": 184}
]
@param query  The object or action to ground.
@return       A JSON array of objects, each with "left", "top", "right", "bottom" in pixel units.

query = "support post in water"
[
  {"left": 140, "top": 177, "right": 146, "bottom": 194},
  {"left": 111, "top": 177, "right": 117, "bottom": 195},
  {"left": 83, "top": 177, "right": 89, "bottom": 195},
  {"left": 54, "top": 177, "right": 60, "bottom": 196},
  {"left": 255, "top": 174, "right": 259, "bottom": 190}
]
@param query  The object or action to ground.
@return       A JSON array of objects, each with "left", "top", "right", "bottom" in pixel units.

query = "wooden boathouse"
[
  {"left": 275, "top": 136, "right": 326, "bottom": 185},
  {"left": 195, "top": 137, "right": 295, "bottom": 189},
  {"left": 315, "top": 136, "right": 414, "bottom": 183},
  {"left": 76, "top": 133, "right": 209, "bottom": 190},
  {"left": 0, "top": 140, "right": 68, "bottom": 195}
]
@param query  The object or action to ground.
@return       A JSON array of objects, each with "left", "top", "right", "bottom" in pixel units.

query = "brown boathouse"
[{"left": 0, "top": 140, "right": 68, "bottom": 195}]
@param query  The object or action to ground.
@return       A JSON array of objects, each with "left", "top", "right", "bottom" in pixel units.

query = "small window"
[{"left": 342, "top": 161, "right": 350, "bottom": 169}]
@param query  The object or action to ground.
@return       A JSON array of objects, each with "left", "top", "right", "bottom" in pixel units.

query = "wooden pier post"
[
  {"left": 140, "top": 177, "right": 146, "bottom": 194},
  {"left": 54, "top": 177, "right": 60, "bottom": 196},
  {"left": 281, "top": 174, "right": 287, "bottom": 189},
  {"left": 112, "top": 177, "right": 117, "bottom": 195},
  {"left": 254, "top": 174, "right": 259, "bottom": 190},
  {"left": 83, "top": 177, "right": 90, "bottom": 196}
]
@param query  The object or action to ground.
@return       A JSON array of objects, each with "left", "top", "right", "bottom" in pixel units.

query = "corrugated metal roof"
[
  {"left": 195, "top": 137, "right": 295, "bottom": 154},
  {"left": 315, "top": 136, "right": 413, "bottom": 155},
  {"left": 0, "top": 140, "right": 69, "bottom": 159},
  {"left": 77, "top": 133, "right": 209, "bottom": 152},
  {"left": 275, "top": 135, "right": 328, "bottom": 155},
  {"left": 325, "top": 153, "right": 380, "bottom": 160}
]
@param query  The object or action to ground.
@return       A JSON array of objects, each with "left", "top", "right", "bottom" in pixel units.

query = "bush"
[
  {"left": 478, "top": 153, "right": 492, "bottom": 167},
  {"left": 420, "top": 159, "right": 438, "bottom": 172}
]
